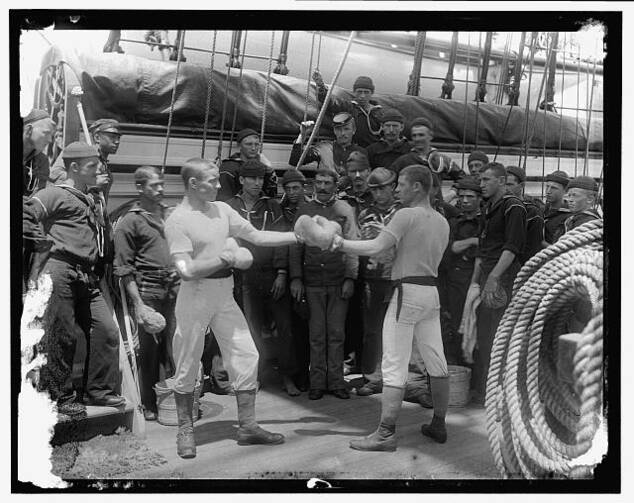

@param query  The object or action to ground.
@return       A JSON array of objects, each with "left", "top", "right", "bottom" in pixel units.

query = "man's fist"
[{"left": 294, "top": 214, "right": 342, "bottom": 250}]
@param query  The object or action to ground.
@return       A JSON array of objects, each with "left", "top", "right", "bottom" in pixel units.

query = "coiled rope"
[{"left": 486, "top": 219, "right": 604, "bottom": 479}]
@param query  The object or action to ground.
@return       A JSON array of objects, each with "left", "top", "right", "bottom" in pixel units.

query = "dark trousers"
[
  {"left": 344, "top": 279, "right": 364, "bottom": 369},
  {"left": 445, "top": 266, "right": 474, "bottom": 363},
  {"left": 136, "top": 280, "right": 177, "bottom": 412},
  {"left": 305, "top": 285, "right": 349, "bottom": 391},
  {"left": 361, "top": 279, "right": 392, "bottom": 381},
  {"left": 471, "top": 270, "right": 515, "bottom": 399},
  {"left": 241, "top": 270, "right": 297, "bottom": 378},
  {"left": 39, "top": 258, "right": 120, "bottom": 403},
  {"left": 291, "top": 300, "right": 310, "bottom": 388}
]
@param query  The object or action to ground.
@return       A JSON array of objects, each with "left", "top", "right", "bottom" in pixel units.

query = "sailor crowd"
[{"left": 21, "top": 72, "right": 603, "bottom": 456}]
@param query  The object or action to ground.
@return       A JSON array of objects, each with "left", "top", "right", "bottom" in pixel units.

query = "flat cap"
[
  {"left": 506, "top": 165, "right": 526, "bottom": 183},
  {"left": 381, "top": 108, "right": 405, "bottom": 124},
  {"left": 281, "top": 168, "right": 306, "bottom": 186},
  {"left": 468, "top": 150, "right": 489, "bottom": 165},
  {"left": 61, "top": 141, "right": 100, "bottom": 160},
  {"left": 237, "top": 128, "right": 259, "bottom": 144},
  {"left": 346, "top": 151, "right": 370, "bottom": 171},
  {"left": 409, "top": 117, "right": 434, "bottom": 133},
  {"left": 367, "top": 167, "right": 396, "bottom": 188},
  {"left": 333, "top": 112, "right": 354, "bottom": 128},
  {"left": 456, "top": 176, "right": 482, "bottom": 193},
  {"left": 89, "top": 118, "right": 121, "bottom": 135},
  {"left": 545, "top": 170, "right": 570, "bottom": 187},
  {"left": 239, "top": 158, "right": 266, "bottom": 178},
  {"left": 23, "top": 109, "right": 51, "bottom": 126},
  {"left": 353, "top": 76, "right": 375, "bottom": 92},
  {"left": 567, "top": 175, "right": 598, "bottom": 192}
]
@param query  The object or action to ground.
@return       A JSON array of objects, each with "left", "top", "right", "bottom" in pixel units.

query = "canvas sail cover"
[{"left": 40, "top": 46, "right": 602, "bottom": 152}]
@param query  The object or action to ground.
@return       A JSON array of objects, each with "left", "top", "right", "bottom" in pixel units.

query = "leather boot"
[
  {"left": 421, "top": 376, "right": 449, "bottom": 443},
  {"left": 349, "top": 385, "right": 404, "bottom": 452},
  {"left": 174, "top": 391, "right": 196, "bottom": 458},
  {"left": 235, "top": 389, "right": 285, "bottom": 445}
]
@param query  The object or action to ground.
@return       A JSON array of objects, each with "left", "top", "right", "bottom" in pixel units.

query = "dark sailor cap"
[
  {"left": 61, "top": 142, "right": 100, "bottom": 160},
  {"left": 89, "top": 118, "right": 121, "bottom": 135},
  {"left": 237, "top": 128, "right": 260, "bottom": 144},
  {"left": 545, "top": 170, "right": 570, "bottom": 187},
  {"left": 239, "top": 159, "right": 266, "bottom": 178},
  {"left": 23, "top": 109, "right": 51, "bottom": 126},
  {"left": 333, "top": 112, "right": 354, "bottom": 128},
  {"left": 506, "top": 165, "right": 526, "bottom": 183},
  {"left": 367, "top": 167, "right": 396, "bottom": 188},
  {"left": 567, "top": 176, "right": 598, "bottom": 192},
  {"left": 456, "top": 176, "right": 482, "bottom": 193}
]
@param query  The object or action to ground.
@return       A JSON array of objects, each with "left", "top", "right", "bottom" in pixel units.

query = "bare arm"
[
  {"left": 241, "top": 229, "right": 299, "bottom": 248},
  {"left": 470, "top": 257, "right": 482, "bottom": 285},
  {"left": 334, "top": 231, "right": 396, "bottom": 257},
  {"left": 172, "top": 252, "right": 230, "bottom": 282},
  {"left": 451, "top": 237, "right": 479, "bottom": 254},
  {"left": 121, "top": 274, "right": 144, "bottom": 308},
  {"left": 489, "top": 250, "right": 516, "bottom": 280}
]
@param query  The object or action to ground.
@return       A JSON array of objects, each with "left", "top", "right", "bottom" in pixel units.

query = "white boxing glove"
[{"left": 233, "top": 247, "right": 254, "bottom": 270}]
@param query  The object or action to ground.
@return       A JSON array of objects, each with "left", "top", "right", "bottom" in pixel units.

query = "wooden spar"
[
  {"left": 557, "top": 33, "right": 567, "bottom": 170},
  {"left": 461, "top": 32, "right": 471, "bottom": 169},
  {"left": 201, "top": 30, "right": 218, "bottom": 158},
  {"left": 229, "top": 30, "right": 243, "bottom": 69},
  {"left": 303, "top": 32, "right": 317, "bottom": 125},
  {"left": 542, "top": 32, "right": 559, "bottom": 111},
  {"left": 475, "top": 32, "right": 493, "bottom": 102},
  {"left": 494, "top": 33, "right": 511, "bottom": 104},
  {"left": 161, "top": 30, "right": 186, "bottom": 175},
  {"left": 583, "top": 56, "right": 598, "bottom": 176},
  {"left": 274, "top": 31, "right": 290, "bottom": 75},
  {"left": 518, "top": 32, "right": 537, "bottom": 168},
  {"left": 227, "top": 31, "right": 249, "bottom": 155},
  {"left": 575, "top": 45, "right": 581, "bottom": 176},
  {"left": 407, "top": 31, "right": 426, "bottom": 96},
  {"left": 259, "top": 31, "right": 276, "bottom": 152},
  {"left": 295, "top": 31, "right": 357, "bottom": 169},
  {"left": 440, "top": 31, "right": 459, "bottom": 99}
]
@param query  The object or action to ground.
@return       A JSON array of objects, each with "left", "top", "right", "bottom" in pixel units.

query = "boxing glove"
[
  {"left": 138, "top": 304, "right": 167, "bottom": 334},
  {"left": 294, "top": 214, "right": 342, "bottom": 250}
]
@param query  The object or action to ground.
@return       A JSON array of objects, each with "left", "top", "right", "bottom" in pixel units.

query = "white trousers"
[
  {"left": 381, "top": 284, "right": 448, "bottom": 387},
  {"left": 172, "top": 277, "right": 259, "bottom": 393}
]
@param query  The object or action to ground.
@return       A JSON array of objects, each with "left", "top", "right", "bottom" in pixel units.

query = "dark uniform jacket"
[
  {"left": 366, "top": 138, "right": 412, "bottom": 169},
  {"left": 316, "top": 85, "right": 383, "bottom": 147},
  {"left": 521, "top": 196, "right": 545, "bottom": 264},
  {"left": 113, "top": 202, "right": 174, "bottom": 284},
  {"left": 217, "top": 153, "right": 278, "bottom": 202},
  {"left": 544, "top": 204, "right": 570, "bottom": 244},
  {"left": 226, "top": 192, "right": 287, "bottom": 282},
  {"left": 23, "top": 150, "right": 50, "bottom": 198},
  {"left": 289, "top": 141, "right": 367, "bottom": 176},
  {"left": 340, "top": 189, "right": 374, "bottom": 220},
  {"left": 478, "top": 194, "right": 527, "bottom": 278},
  {"left": 445, "top": 211, "right": 485, "bottom": 274},
  {"left": 563, "top": 209, "right": 602, "bottom": 235},
  {"left": 289, "top": 197, "right": 359, "bottom": 287},
  {"left": 23, "top": 185, "right": 102, "bottom": 266},
  {"left": 357, "top": 201, "right": 402, "bottom": 281}
]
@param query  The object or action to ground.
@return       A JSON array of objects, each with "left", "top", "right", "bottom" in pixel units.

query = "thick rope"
[
  {"left": 201, "top": 30, "right": 218, "bottom": 158},
  {"left": 259, "top": 30, "right": 276, "bottom": 151},
  {"left": 486, "top": 219, "right": 604, "bottom": 479},
  {"left": 161, "top": 30, "right": 186, "bottom": 175}
]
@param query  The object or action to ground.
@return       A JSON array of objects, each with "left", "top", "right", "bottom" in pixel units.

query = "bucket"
[
  {"left": 154, "top": 378, "right": 202, "bottom": 426},
  {"left": 447, "top": 365, "right": 471, "bottom": 407}
]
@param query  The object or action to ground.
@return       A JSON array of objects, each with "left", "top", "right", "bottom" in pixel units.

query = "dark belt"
[
  {"left": 50, "top": 252, "right": 95, "bottom": 273},
  {"left": 392, "top": 275, "right": 437, "bottom": 321},
  {"left": 205, "top": 268, "right": 233, "bottom": 279}
]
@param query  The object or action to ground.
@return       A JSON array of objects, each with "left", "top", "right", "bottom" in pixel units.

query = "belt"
[
  {"left": 205, "top": 268, "right": 233, "bottom": 279},
  {"left": 50, "top": 252, "right": 95, "bottom": 273},
  {"left": 392, "top": 275, "right": 437, "bottom": 321}
]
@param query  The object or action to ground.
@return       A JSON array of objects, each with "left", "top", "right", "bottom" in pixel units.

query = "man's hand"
[
  {"left": 340, "top": 278, "right": 354, "bottom": 299},
  {"left": 312, "top": 70, "right": 325, "bottom": 87},
  {"left": 95, "top": 173, "right": 111, "bottom": 191},
  {"left": 290, "top": 278, "right": 304, "bottom": 302},
  {"left": 481, "top": 273, "right": 499, "bottom": 305},
  {"left": 271, "top": 272, "right": 287, "bottom": 301}
]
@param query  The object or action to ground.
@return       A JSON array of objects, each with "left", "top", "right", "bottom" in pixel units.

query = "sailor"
[
  {"left": 505, "top": 165, "right": 545, "bottom": 264},
  {"left": 113, "top": 165, "right": 178, "bottom": 421},
  {"left": 327, "top": 164, "right": 451, "bottom": 450},
  {"left": 340, "top": 151, "right": 374, "bottom": 217},
  {"left": 22, "top": 109, "right": 55, "bottom": 198},
  {"left": 542, "top": 170, "right": 570, "bottom": 245},
  {"left": 355, "top": 168, "right": 402, "bottom": 396},
  {"left": 470, "top": 162, "right": 526, "bottom": 406},
  {"left": 466, "top": 151, "right": 490, "bottom": 181},
  {"left": 289, "top": 112, "right": 367, "bottom": 176},
  {"left": 164, "top": 158, "right": 301, "bottom": 458},
  {"left": 560, "top": 175, "right": 602, "bottom": 234},
  {"left": 23, "top": 142, "right": 125, "bottom": 415},
  {"left": 313, "top": 72, "right": 383, "bottom": 147},
  {"left": 225, "top": 159, "right": 299, "bottom": 396},
  {"left": 365, "top": 109, "right": 411, "bottom": 169},
  {"left": 217, "top": 128, "right": 278, "bottom": 202}
]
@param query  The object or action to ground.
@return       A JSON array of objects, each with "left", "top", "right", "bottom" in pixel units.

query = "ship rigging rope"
[
  {"left": 259, "top": 30, "right": 276, "bottom": 151},
  {"left": 228, "top": 32, "right": 249, "bottom": 156},
  {"left": 295, "top": 31, "right": 357, "bottom": 169},
  {"left": 485, "top": 219, "right": 604, "bottom": 479},
  {"left": 162, "top": 30, "right": 186, "bottom": 175},
  {"left": 201, "top": 30, "right": 218, "bottom": 158}
]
